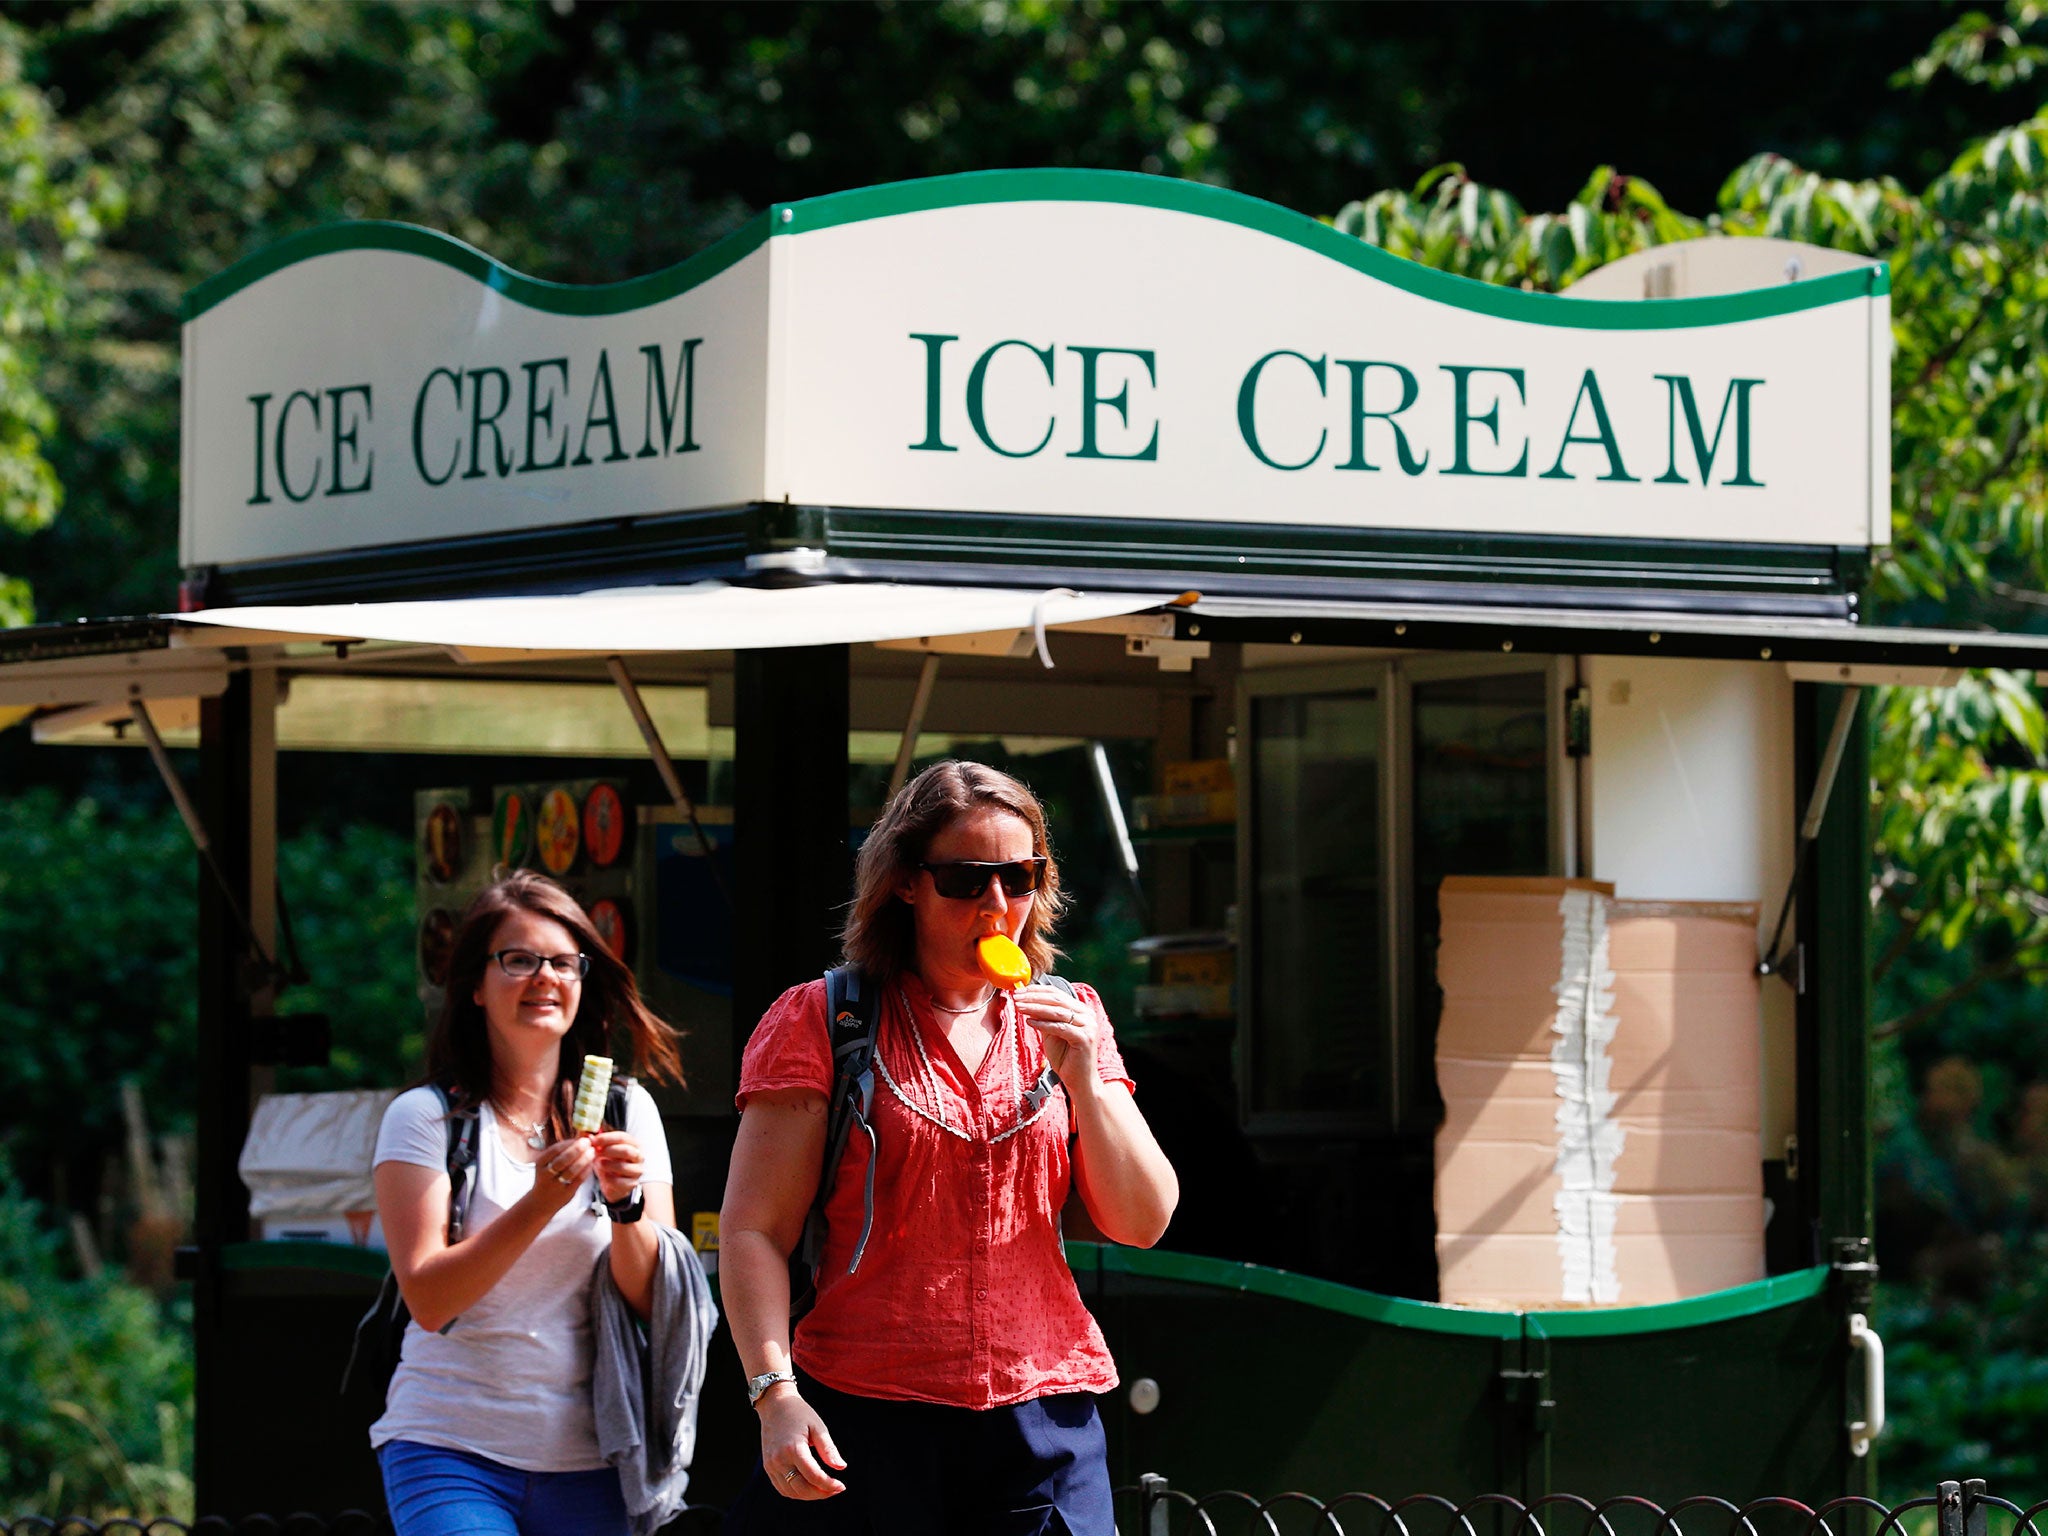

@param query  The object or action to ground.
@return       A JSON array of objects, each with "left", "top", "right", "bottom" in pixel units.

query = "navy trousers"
[{"left": 721, "top": 1372, "right": 1116, "bottom": 1536}]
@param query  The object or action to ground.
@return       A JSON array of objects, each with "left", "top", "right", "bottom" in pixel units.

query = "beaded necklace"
[{"left": 879, "top": 985, "right": 1060, "bottom": 1145}]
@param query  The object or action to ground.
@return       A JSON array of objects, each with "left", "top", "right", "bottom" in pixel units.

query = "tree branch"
[
  {"left": 1872, "top": 896, "right": 1928, "bottom": 983},
  {"left": 1905, "top": 293, "right": 1995, "bottom": 395},
  {"left": 1873, "top": 942, "right": 2048, "bottom": 1040}
]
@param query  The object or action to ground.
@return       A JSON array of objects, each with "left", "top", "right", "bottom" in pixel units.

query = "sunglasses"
[{"left": 918, "top": 858, "right": 1048, "bottom": 900}]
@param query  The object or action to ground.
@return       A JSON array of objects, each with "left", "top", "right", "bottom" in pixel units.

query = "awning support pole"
[
  {"left": 887, "top": 654, "right": 942, "bottom": 802},
  {"left": 605, "top": 656, "right": 730, "bottom": 910},
  {"left": 1088, "top": 740, "right": 1149, "bottom": 922},
  {"left": 128, "top": 697, "right": 283, "bottom": 987},
  {"left": 1760, "top": 684, "right": 1864, "bottom": 989}
]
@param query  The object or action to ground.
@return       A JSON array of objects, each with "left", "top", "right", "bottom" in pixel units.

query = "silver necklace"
[
  {"left": 493, "top": 1099, "right": 549, "bottom": 1150},
  {"left": 926, "top": 987, "right": 996, "bottom": 1015}
]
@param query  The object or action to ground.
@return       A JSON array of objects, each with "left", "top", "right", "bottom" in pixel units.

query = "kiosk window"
[
  {"left": 1408, "top": 668, "right": 1553, "bottom": 1117},
  {"left": 1246, "top": 685, "right": 1385, "bottom": 1125},
  {"left": 1242, "top": 658, "right": 1562, "bottom": 1137}
]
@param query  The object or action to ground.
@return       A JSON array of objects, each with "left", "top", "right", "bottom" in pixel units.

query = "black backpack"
[
  {"left": 788, "top": 965, "right": 1077, "bottom": 1322},
  {"left": 340, "top": 1077, "right": 629, "bottom": 1413}
]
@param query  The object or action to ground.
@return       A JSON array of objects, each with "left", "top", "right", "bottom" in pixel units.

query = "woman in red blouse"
[{"left": 719, "top": 760, "right": 1178, "bottom": 1534}]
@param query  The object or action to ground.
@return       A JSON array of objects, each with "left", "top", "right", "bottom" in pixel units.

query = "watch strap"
[
  {"left": 604, "top": 1187, "right": 645, "bottom": 1223},
  {"left": 746, "top": 1369, "right": 797, "bottom": 1404}
]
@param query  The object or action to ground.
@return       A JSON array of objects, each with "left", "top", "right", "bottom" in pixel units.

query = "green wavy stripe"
[
  {"left": 1066, "top": 1241, "right": 1829, "bottom": 1337},
  {"left": 782, "top": 168, "right": 1888, "bottom": 327},
  {"left": 180, "top": 211, "right": 773, "bottom": 321},
  {"left": 182, "top": 169, "right": 1884, "bottom": 327}
]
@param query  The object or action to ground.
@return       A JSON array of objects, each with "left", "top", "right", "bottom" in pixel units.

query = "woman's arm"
[
  {"left": 376, "top": 1132, "right": 598, "bottom": 1333},
  {"left": 592, "top": 1122, "right": 675, "bottom": 1322},
  {"left": 720, "top": 1089, "right": 848, "bottom": 1500},
  {"left": 1066, "top": 1075, "right": 1179, "bottom": 1247},
  {"left": 1015, "top": 983, "right": 1179, "bottom": 1248}
]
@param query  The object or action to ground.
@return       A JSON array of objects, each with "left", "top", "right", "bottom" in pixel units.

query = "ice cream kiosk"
[{"left": 4, "top": 169, "right": 2039, "bottom": 1520}]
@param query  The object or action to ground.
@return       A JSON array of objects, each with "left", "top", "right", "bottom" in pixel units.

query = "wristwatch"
[
  {"left": 604, "top": 1188, "right": 645, "bottom": 1224},
  {"left": 747, "top": 1369, "right": 797, "bottom": 1404}
]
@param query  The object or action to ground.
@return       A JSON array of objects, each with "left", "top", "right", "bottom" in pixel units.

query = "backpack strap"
[
  {"left": 791, "top": 965, "right": 883, "bottom": 1321},
  {"left": 435, "top": 1083, "right": 481, "bottom": 1245},
  {"left": 603, "top": 1076, "right": 632, "bottom": 1131},
  {"left": 1021, "top": 974, "right": 1081, "bottom": 1127}
]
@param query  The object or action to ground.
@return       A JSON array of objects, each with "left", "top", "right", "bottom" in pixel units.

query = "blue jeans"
[{"left": 377, "top": 1439, "right": 627, "bottom": 1536}]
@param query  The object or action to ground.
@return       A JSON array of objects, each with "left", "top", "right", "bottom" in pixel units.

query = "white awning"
[
  {"left": 0, "top": 580, "right": 1184, "bottom": 715},
  {"left": 171, "top": 580, "right": 1176, "bottom": 661}
]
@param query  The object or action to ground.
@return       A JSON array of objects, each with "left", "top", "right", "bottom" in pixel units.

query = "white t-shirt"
[{"left": 368, "top": 1082, "right": 674, "bottom": 1471}]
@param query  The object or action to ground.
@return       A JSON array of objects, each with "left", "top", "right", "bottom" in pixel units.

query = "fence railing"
[
  {"left": 1116, "top": 1476, "right": 2020, "bottom": 1536},
  {"left": 5, "top": 1481, "right": 2041, "bottom": 1536}
]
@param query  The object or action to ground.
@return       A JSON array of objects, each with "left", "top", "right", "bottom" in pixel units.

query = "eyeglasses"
[
  {"left": 918, "top": 858, "right": 1048, "bottom": 900},
  {"left": 488, "top": 949, "right": 590, "bottom": 980}
]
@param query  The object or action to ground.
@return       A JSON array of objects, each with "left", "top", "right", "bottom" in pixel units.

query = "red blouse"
[{"left": 737, "top": 973, "right": 1133, "bottom": 1408}]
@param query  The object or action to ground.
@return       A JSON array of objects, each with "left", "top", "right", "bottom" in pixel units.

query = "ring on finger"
[{"left": 782, "top": 1468, "right": 799, "bottom": 1483}]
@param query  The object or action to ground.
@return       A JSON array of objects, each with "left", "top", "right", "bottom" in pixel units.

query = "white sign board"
[{"left": 180, "top": 174, "right": 1890, "bottom": 568}]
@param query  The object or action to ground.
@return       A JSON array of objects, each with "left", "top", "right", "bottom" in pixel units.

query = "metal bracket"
[
  {"left": 1564, "top": 683, "right": 1591, "bottom": 758},
  {"left": 1831, "top": 1236, "right": 1879, "bottom": 1311},
  {"left": 1759, "top": 685, "right": 1863, "bottom": 985},
  {"left": 607, "top": 656, "right": 730, "bottom": 910},
  {"left": 128, "top": 696, "right": 289, "bottom": 995},
  {"left": 1126, "top": 635, "right": 1211, "bottom": 672},
  {"left": 887, "top": 654, "right": 942, "bottom": 802},
  {"left": 1498, "top": 1368, "right": 1555, "bottom": 1435}
]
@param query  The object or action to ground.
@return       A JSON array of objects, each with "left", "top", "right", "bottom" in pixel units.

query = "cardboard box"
[{"left": 1434, "top": 877, "right": 1764, "bottom": 1308}]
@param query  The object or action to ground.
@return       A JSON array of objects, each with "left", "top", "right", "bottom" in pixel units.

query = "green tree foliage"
[
  {"left": 10, "top": 0, "right": 552, "bottom": 622},
  {"left": 0, "top": 785, "right": 417, "bottom": 1196},
  {"left": 0, "top": 16, "right": 118, "bottom": 625},
  {"left": 0, "top": 1150, "right": 192, "bottom": 1519}
]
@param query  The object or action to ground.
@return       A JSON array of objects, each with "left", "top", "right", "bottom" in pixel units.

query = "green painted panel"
[{"left": 1539, "top": 1292, "right": 1848, "bottom": 1504}]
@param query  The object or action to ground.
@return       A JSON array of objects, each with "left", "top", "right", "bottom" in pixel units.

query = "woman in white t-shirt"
[{"left": 371, "top": 869, "right": 683, "bottom": 1536}]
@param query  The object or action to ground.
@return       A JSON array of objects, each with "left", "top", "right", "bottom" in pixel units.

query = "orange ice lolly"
[{"left": 976, "top": 933, "right": 1032, "bottom": 990}]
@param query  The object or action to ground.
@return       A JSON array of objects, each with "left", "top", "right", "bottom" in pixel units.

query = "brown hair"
[
  {"left": 424, "top": 870, "right": 683, "bottom": 1128},
  {"left": 841, "top": 760, "right": 1067, "bottom": 984}
]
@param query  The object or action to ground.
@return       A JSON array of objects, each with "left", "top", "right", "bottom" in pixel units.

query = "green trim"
[
  {"left": 183, "top": 169, "right": 1882, "bottom": 328},
  {"left": 1064, "top": 1243, "right": 1829, "bottom": 1338},
  {"left": 780, "top": 169, "right": 1885, "bottom": 329},
  {"left": 181, "top": 211, "right": 772, "bottom": 321},
  {"left": 221, "top": 1239, "right": 390, "bottom": 1279},
  {"left": 1523, "top": 1266, "right": 1830, "bottom": 1337}
]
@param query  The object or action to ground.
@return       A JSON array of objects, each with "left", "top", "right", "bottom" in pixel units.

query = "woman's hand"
[
  {"left": 757, "top": 1385, "right": 847, "bottom": 1500},
  {"left": 588, "top": 1130, "right": 645, "bottom": 1204},
  {"left": 1013, "top": 982, "right": 1101, "bottom": 1087},
  {"left": 530, "top": 1135, "right": 598, "bottom": 1213}
]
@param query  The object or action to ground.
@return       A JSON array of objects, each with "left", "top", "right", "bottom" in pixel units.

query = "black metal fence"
[
  {"left": 1116, "top": 1476, "right": 2005, "bottom": 1536},
  {"left": 0, "top": 1481, "right": 2031, "bottom": 1536}
]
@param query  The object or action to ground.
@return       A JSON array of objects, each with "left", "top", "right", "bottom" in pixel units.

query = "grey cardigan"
[{"left": 590, "top": 1223, "right": 719, "bottom": 1536}]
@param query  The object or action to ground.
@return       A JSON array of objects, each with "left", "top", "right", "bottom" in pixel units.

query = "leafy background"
[{"left": 4, "top": 0, "right": 2048, "bottom": 1514}]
